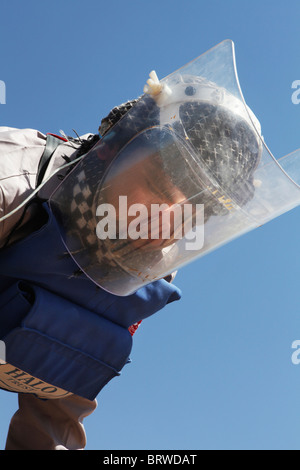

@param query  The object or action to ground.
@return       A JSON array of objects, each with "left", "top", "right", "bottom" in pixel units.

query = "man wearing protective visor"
[
  {"left": 1, "top": 40, "right": 297, "bottom": 449},
  {"left": 49, "top": 69, "right": 262, "bottom": 298}
]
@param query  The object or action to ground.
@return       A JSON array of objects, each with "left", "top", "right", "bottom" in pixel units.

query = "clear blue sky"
[{"left": 1, "top": 0, "right": 300, "bottom": 450}]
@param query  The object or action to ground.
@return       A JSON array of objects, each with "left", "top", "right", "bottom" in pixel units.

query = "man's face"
[{"left": 98, "top": 149, "right": 188, "bottom": 250}]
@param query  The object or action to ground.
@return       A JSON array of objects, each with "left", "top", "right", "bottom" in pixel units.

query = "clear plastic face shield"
[{"left": 49, "top": 39, "right": 300, "bottom": 296}]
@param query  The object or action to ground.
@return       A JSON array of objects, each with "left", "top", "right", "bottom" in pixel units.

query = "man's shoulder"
[
  {"left": 0, "top": 128, "right": 47, "bottom": 245},
  {"left": 0, "top": 127, "right": 46, "bottom": 176}
]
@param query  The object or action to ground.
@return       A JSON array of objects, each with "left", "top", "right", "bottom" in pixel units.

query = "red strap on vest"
[
  {"left": 128, "top": 321, "right": 142, "bottom": 336},
  {"left": 46, "top": 133, "right": 68, "bottom": 142}
]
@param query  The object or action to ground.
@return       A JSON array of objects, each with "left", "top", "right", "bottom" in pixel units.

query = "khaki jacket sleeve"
[{"left": 0, "top": 127, "right": 47, "bottom": 247}]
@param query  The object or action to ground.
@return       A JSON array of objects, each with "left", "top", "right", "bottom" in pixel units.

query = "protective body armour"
[{"left": 0, "top": 204, "right": 181, "bottom": 400}]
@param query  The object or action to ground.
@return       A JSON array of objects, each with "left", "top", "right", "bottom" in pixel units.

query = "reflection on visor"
[{"left": 179, "top": 102, "right": 261, "bottom": 207}]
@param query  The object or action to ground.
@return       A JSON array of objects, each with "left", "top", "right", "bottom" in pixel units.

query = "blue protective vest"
[{"left": 0, "top": 203, "right": 181, "bottom": 400}]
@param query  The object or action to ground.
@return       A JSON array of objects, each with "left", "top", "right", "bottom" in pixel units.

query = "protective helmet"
[{"left": 50, "top": 40, "right": 300, "bottom": 295}]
